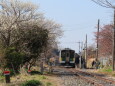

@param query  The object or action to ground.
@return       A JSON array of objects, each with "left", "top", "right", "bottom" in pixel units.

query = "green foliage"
[
  {"left": 0, "top": 75, "right": 4, "bottom": 82},
  {"left": 21, "top": 80, "right": 42, "bottom": 86},
  {"left": 98, "top": 66, "right": 115, "bottom": 77},
  {"left": 40, "top": 76, "right": 46, "bottom": 79},
  {"left": 20, "top": 26, "right": 49, "bottom": 67},
  {"left": 103, "top": 68, "right": 112, "bottom": 72},
  {"left": 1, "top": 26, "right": 49, "bottom": 73},
  {"left": 0, "top": 70, "right": 4, "bottom": 82},
  {"left": 46, "top": 82, "right": 52, "bottom": 86},
  {"left": 102, "top": 67, "right": 112, "bottom": 72},
  {"left": 25, "top": 26, "right": 49, "bottom": 54},
  {"left": 99, "top": 66, "right": 112, "bottom": 73},
  {"left": 5, "top": 47, "right": 25, "bottom": 73}
]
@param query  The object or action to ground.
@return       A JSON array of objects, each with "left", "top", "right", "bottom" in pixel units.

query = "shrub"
[
  {"left": 46, "top": 82, "right": 52, "bottom": 86},
  {"left": 41, "top": 76, "right": 46, "bottom": 79},
  {"left": 21, "top": 80, "right": 42, "bottom": 86},
  {"left": 5, "top": 47, "right": 25, "bottom": 74},
  {"left": 0, "top": 75, "right": 4, "bottom": 82}
]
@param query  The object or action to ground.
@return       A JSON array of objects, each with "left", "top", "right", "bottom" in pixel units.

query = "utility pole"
[
  {"left": 96, "top": 19, "right": 100, "bottom": 61},
  {"left": 112, "top": 9, "right": 115, "bottom": 71},
  {"left": 81, "top": 42, "right": 83, "bottom": 68},
  {"left": 85, "top": 34, "right": 87, "bottom": 68},
  {"left": 77, "top": 42, "right": 81, "bottom": 55},
  {"left": 95, "top": 19, "right": 100, "bottom": 69},
  {"left": 77, "top": 41, "right": 82, "bottom": 68}
]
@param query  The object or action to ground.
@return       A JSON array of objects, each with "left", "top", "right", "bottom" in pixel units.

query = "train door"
[{"left": 66, "top": 51, "right": 70, "bottom": 63}]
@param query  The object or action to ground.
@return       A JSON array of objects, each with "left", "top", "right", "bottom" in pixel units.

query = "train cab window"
[
  {"left": 70, "top": 50, "right": 74, "bottom": 58},
  {"left": 69, "top": 50, "right": 75, "bottom": 61},
  {"left": 61, "top": 51, "right": 66, "bottom": 61}
]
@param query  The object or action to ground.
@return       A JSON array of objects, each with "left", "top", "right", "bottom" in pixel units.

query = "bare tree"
[
  {"left": 0, "top": 0, "right": 41, "bottom": 47},
  {"left": 94, "top": 24, "right": 113, "bottom": 56},
  {"left": 0, "top": 0, "right": 62, "bottom": 52}
]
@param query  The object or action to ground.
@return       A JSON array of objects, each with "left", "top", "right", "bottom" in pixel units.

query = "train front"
[{"left": 59, "top": 48, "right": 75, "bottom": 68}]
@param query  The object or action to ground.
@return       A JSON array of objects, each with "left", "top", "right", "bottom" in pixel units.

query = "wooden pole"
[
  {"left": 85, "top": 34, "right": 87, "bottom": 68},
  {"left": 112, "top": 9, "right": 115, "bottom": 71},
  {"left": 96, "top": 19, "right": 100, "bottom": 69}
]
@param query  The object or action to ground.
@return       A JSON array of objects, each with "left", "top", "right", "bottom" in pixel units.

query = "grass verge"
[
  {"left": 0, "top": 73, "right": 56, "bottom": 86},
  {"left": 97, "top": 66, "right": 115, "bottom": 76}
]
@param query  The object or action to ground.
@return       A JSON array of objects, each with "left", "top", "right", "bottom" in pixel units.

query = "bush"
[
  {"left": 0, "top": 75, "right": 4, "bottom": 82},
  {"left": 46, "top": 82, "right": 52, "bottom": 86},
  {"left": 5, "top": 47, "right": 25, "bottom": 74},
  {"left": 30, "top": 71, "right": 42, "bottom": 75},
  {"left": 21, "top": 80, "right": 42, "bottom": 86}
]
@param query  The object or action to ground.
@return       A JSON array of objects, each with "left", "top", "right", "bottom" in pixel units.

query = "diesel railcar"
[{"left": 59, "top": 48, "right": 75, "bottom": 67}]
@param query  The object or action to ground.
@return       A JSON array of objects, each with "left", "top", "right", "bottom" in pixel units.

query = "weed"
[
  {"left": 46, "top": 82, "right": 52, "bottom": 86},
  {"left": 41, "top": 76, "right": 46, "bottom": 79},
  {"left": 21, "top": 80, "right": 42, "bottom": 86},
  {"left": 0, "top": 75, "right": 4, "bottom": 82}
]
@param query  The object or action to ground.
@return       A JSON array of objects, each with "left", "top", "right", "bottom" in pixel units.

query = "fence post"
[{"left": 4, "top": 71, "right": 10, "bottom": 83}]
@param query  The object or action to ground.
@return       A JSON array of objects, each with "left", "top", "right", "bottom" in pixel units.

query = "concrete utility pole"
[
  {"left": 77, "top": 41, "right": 82, "bottom": 68},
  {"left": 80, "top": 42, "right": 83, "bottom": 68},
  {"left": 96, "top": 19, "right": 100, "bottom": 61},
  {"left": 95, "top": 19, "right": 100, "bottom": 69},
  {"left": 112, "top": 9, "right": 115, "bottom": 71},
  {"left": 85, "top": 34, "right": 87, "bottom": 68}
]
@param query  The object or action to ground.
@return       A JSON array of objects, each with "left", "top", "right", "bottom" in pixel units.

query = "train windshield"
[
  {"left": 70, "top": 50, "right": 75, "bottom": 58},
  {"left": 61, "top": 50, "right": 66, "bottom": 61}
]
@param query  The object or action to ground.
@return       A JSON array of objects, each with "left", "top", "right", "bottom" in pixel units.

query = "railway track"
[
  {"left": 69, "top": 68, "right": 115, "bottom": 86},
  {"left": 51, "top": 66, "right": 115, "bottom": 86},
  {"left": 52, "top": 67, "right": 93, "bottom": 86}
]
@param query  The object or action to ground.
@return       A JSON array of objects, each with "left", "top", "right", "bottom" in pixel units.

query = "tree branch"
[{"left": 91, "top": 0, "right": 115, "bottom": 8}]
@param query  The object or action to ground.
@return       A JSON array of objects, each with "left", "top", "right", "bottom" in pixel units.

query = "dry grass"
[
  {"left": 87, "top": 66, "right": 115, "bottom": 78},
  {"left": 0, "top": 73, "right": 59, "bottom": 86},
  {"left": 87, "top": 58, "right": 95, "bottom": 68}
]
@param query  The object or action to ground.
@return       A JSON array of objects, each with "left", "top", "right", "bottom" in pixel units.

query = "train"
[{"left": 59, "top": 48, "right": 75, "bottom": 68}]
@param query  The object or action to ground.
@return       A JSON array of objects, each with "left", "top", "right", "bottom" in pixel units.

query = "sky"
[{"left": 24, "top": 0, "right": 113, "bottom": 53}]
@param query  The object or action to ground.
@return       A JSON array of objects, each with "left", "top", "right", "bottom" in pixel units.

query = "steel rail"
[
  {"left": 75, "top": 69, "right": 115, "bottom": 85},
  {"left": 69, "top": 68, "right": 104, "bottom": 86}
]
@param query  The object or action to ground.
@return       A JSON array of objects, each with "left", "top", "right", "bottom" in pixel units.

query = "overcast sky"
[{"left": 24, "top": 0, "right": 113, "bottom": 53}]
